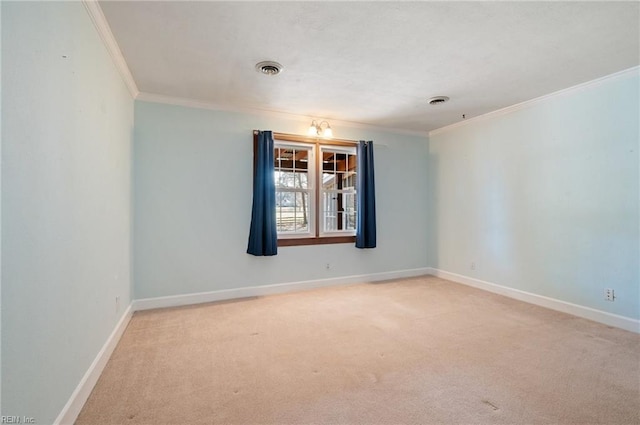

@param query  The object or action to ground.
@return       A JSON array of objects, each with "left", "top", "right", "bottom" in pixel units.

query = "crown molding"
[
  {"left": 82, "top": 0, "right": 139, "bottom": 98},
  {"left": 429, "top": 66, "right": 640, "bottom": 137},
  {"left": 135, "top": 92, "right": 429, "bottom": 139}
]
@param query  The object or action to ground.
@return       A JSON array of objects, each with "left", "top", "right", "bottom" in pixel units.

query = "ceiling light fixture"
[
  {"left": 428, "top": 96, "right": 450, "bottom": 105},
  {"left": 308, "top": 120, "right": 333, "bottom": 138},
  {"left": 255, "top": 61, "right": 283, "bottom": 76}
]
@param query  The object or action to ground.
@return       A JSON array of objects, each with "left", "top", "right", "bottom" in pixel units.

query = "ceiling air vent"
[
  {"left": 255, "top": 61, "right": 283, "bottom": 76},
  {"left": 428, "top": 96, "right": 450, "bottom": 105}
]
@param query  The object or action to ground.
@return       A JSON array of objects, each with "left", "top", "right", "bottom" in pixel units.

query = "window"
[
  {"left": 273, "top": 133, "right": 357, "bottom": 246},
  {"left": 320, "top": 146, "right": 357, "bottom": 235},
  {"left": 274, "top": 143, "right": 315, "bottom": 236}
]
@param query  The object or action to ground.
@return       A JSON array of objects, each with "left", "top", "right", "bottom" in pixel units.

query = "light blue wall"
[
  {"left": 427, "top": 71, "right": 639, "bottom": 320},
  {"left": 1, "top": 2, "right": 133, "bottom": 423},
  {"left": 2, "top": 2, "right": 635, "bottom": 422},
  {"left": 134, "top": 101, "right": 429, "bottom": 299}
]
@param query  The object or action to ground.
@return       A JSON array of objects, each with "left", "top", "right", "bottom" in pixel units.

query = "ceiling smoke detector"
[
  {"left": 428, "top": 96, "right": 450, "bottom": 105},
  {"left": 255, "top": 61, "right": 283, "bottom": 76}
]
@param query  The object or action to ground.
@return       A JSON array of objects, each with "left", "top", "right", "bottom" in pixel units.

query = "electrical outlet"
[
  {"left": 604, "top": 288, "right": 615, "bottom": 302},
  {"left": 470, "top": 262, "right": 476, "bottom": 270},
  {"left": 325, "top": 263, "right": 331, "bottom": 270}
]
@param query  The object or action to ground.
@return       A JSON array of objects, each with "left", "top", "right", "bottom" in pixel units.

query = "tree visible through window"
[
  {"left": 274, "top": 144, "right": 313, "bottom": 234},
  {"left": 273, "top": 134, "right": 357, "bottom": 246}
]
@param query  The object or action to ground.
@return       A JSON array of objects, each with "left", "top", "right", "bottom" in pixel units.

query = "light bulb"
[{"left": 308, "top": 121, "right": 318, "bottom": 136}]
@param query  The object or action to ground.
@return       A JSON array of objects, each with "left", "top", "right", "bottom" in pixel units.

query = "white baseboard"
[
  {"left": 52, "top": 266, "right": 637, "bottom": 424},
  {"left": 53, "top": 305, "right": 133, "bottom": 425},
  {"left": 132, "top": 267, "right": 431, "bottom": 311},
  {"left": 53, "top": 267, "right": 429, "bottom": 424},
  {"left": 428, "top": 268, "right": 640, "bottom": 334}
]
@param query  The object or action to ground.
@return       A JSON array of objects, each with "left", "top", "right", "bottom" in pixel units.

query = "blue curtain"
[
  {"left": 356, "top": 140, "right": 376, "bottom": 248},
  {"left": 247, "top": 130, "right": 278, "bottom": 256}
]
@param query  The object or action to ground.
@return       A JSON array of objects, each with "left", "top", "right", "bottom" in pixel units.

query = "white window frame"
[
  {"left": 274, "top": 141, "right": 316, "bottom": 239},
  {"left": 319, "top": 145, "right": 357, "bottom": 237}
]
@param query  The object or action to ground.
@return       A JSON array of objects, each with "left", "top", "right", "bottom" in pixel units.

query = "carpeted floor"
[{"left": 76, "top": 276, "right": 640, "bottom": 424}]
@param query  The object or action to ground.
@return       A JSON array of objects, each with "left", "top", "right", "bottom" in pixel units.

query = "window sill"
[{"left": 278, "top": 236, "right": 356, "bottom": 247}]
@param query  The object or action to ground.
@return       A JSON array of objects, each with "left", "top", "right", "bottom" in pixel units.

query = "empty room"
[{"left": 1, "top": 1, "right": 639, "bottom": 424}]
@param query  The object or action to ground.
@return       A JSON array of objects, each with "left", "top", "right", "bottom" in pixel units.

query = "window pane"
[
  {"left": 346, "top": 153, "right": 356, "bottom": 172},
  {"left": 344, "top": 172, "right": 356, "bottom": 189},
  {"left": 294, "top": 172, "right": 308, "bottom": 189},
  {"left": 294, "top": 192, "right": 310, "bottom": 232},
  {"left": 275, "top": 149, "right": 311, "bottom": 170},
  {"left": 275, "top": 146, "right": 310, "bottom": 191},
  {"left": 275, "top": 148, "right": 293, "bottom": 170},
  {"left": 276, "top": 190, "right": 310, "bottom": 233},
  {"left": 275, "top": 171, "right": 309, "bottom": 189},
  {"left": 276, "top": 190, "right": 293, "bottom": 208},
  {"left": 323, "top": 191, "right": 337, "bottom": 232},
  {"left": 343, "top": 193, "right": 357, "bottom": 231},
  {"left": 276, "top": 192, "right": 289, "bottom": 232},
  {"left": 335, "top": 153, "right": 347, "bottom": 172},
  {"left": 275, "top": 171, "right": 293, "bottom": 188},
  {"left": 322, "top": 173, "right": 336, "bottom": 190},
  {"left": 321, "top": 190, "right": 357, "bottom": 233}
]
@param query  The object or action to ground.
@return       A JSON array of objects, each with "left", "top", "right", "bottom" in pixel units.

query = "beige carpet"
[{"left": 76, "top": 276, "right": 640, "bottom": 425}]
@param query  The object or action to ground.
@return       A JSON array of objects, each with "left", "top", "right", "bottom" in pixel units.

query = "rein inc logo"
[{"left": 1, "top": 417, "right": 35, "bottom": 424}]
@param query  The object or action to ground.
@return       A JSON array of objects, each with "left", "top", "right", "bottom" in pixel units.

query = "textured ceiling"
[{"left": 99, "top": 1, "right": 640, "bottom": 133}]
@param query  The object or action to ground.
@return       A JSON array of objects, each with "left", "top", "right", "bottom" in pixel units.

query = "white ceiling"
[{"left": 99, "top": 1, "right": 640, "bottom": 134}]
